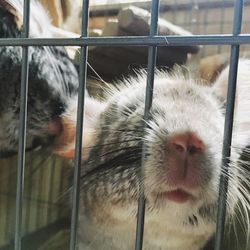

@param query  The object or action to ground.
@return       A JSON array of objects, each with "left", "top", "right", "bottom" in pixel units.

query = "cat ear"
[
  {"left": 211, "top": 63, "right": 230, "bottom": 104},
  {"left": 53, "top": 96, "right": 105, "bottom": 160},
  {"left": 212, "top": 59, "right": 250, "bottom": 148}
]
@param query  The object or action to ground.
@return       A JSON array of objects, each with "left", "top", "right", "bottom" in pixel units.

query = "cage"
[{"left": 0, "top": 0, "right": 249, "bottom": 250}]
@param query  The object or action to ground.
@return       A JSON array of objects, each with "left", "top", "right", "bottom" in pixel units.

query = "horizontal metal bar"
[{"left": 0, "top": 35, "right": 250, "bottom": 47}]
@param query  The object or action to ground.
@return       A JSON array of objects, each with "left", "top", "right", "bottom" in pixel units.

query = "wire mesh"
[
  {"left": 135, "top": 2, "right": 160, "bottom": 249},
  {"left": 0, "top": 35, "right": 250, "bottom": 46},
  {"left": 69, "top": 0, "right": 89, "bottom": 249},
  {"left": 0, "top": 0, "right": 248, "bottom": 249},
  {"left": 214, "top": 0, "right": 243, "bottom": 249},
  {"left": 14, "top": 0, "right": 30, "bottom": 249}
]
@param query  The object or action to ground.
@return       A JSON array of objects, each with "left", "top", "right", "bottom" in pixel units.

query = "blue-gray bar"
[
  {"left": 14, "top": 0, "right": 30, "bottom": 249},
  {"left": 69, "top": 0, "right": 89, "bottom": 249},
  {"left": 214, "top": 0, "right": 243, "bottom": 249},
  {"left": 135, "top": 1, "right": 160, "bottom": 249},
  {"left": 0, "top": 35, "right": 250, "bottom": 46}
]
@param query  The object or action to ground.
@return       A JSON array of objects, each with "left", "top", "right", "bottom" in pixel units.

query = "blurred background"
[{"left": 41, "top": 0, "right": 250, "bottom": 83}]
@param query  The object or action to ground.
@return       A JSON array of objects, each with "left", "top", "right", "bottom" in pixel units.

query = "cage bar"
[
  {"left": 201, "top": 2, "right": 209, "bottom": 56},
  {"left": 218, "top": 0, "right": 226, "bottom": 53},
  {"left": 69, "top": 0, "right": 89, "bottom": 249},
  {"left": 14, "top": 0, "right": 30, "bottom": 249},
  {"left": 135, "top": 1, "right": 160, "bottom": 249},
  {"left": 1, "top": 34, "right": 250, "bottom": 47},
  {"left": 0, "top": 0, "right": 248, "bottom": 249},
  {"left": 214, "top": 0, "right": 243, "bottom": 249}
]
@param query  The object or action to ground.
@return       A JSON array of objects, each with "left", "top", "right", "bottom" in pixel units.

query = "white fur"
[
  {"left": 78, "top": 73, "right": 227, "bottom": 250},
  {"left": 8, "top": 0, "right": 52, "bottom": 37},
  {"left": 213, "top": 59, "right": 250, "bottom": 151},
  {"left": 62, "top": 1, "right": 82, "bottom": 34}
]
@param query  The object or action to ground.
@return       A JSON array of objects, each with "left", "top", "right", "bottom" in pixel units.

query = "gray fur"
[{"left": 0, "top": 0, "right": 79, "bottom": 156}]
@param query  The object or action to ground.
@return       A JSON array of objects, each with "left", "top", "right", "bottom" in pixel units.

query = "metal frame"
[
  {"left": 214, "top": 1, "right": 242, "bottom": 249},
  {"left": 0, "top": 35, "right": 250, "bottom": 46},
  {"left": 70, "top": 0, "right": 89, "bottom": 249},
  {"left": 135, "top": 2, "right": 159, "bottom": 249},
  {"left": 0, "top": 0, "right": 246, "bottom": 249},
  {"left": 14, "top": 1, "right": 30, "bottom": 249}
]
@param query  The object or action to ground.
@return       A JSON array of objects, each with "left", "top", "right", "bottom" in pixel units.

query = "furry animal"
[
  {"left": 55, "top": 63, "right": 250, "bottom": 249},
  {"left": 2, "top": 1, "right": 249, "bottom": 249},
  {"left": 0, "top": 0, "right": 79, "bottom": 157}
]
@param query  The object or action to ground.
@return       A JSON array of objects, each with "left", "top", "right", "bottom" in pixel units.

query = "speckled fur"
[
  {"left": 0, "top": 0, "right": 79, "bottom": 155},
  {"left": 77, "top": 70, "right": 248, "bottom": 250}
]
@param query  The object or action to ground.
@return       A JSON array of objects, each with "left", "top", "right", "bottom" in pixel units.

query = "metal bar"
[
  {"left": 218, "top": 0, "right": 226, "bottom": 53},
  {"left": 69, "top": 0, "right": 89, "bottom": 249},
  {"left": 214, "top": 1, "right": 243, "bottom": 249},
  {"left": 14, "top": 0, "right": 30, "bottom": 249},
  {"left": 135, "top": 1, "right": 159, "bottom": 249},
  {"left": 0, "top": 35, "right": 250, "bottom": 46},
  {"left": 201, "top": 4, "right": 209, "bottom": 57},
  {"left": 188, "top": 0, "right": 195, "bottom": 33}
]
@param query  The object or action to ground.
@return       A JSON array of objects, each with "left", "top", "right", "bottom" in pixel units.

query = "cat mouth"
[{"left": 156, "top": 189, "right": 195, "bottom": 204}]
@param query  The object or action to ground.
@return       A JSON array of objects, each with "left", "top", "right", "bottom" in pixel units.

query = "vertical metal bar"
[
  {"left": 214, "top": 1, "right": 243, "bottom": 249},
  {"left": 201, "top": 5, "right": 209, "bottom": 57},
  {"left": 69, "top": 0, "right": 89, "bottom": 249},
  {"left": 135, "top": 1, "right": 159, "bottom": 250},
  {"left": 14, "top": 0, "right": 30, "bottom": 249},
  {"left": 193, "top": 1, "right": 199, "bottom": 35},
  {"left": 188, "top": 0, "right": 195, "bottom": 33},
  {"left": 218, "top": 0, "right": 226, "bottom": 53}
]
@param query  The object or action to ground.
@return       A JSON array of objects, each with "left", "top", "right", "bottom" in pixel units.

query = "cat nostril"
[
  {"left": 172, "top": 142, "right": 186, "bottom": 153},
  {"left": 188, "top": 145, "right": 201, "bottom": 155},
  {"left": 170, "top": 132, "right": 205, "bottom": 155}
]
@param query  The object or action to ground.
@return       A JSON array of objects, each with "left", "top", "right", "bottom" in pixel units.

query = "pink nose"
[{"left": 169, "top": 132, "right": 205, "bottom": 156}]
